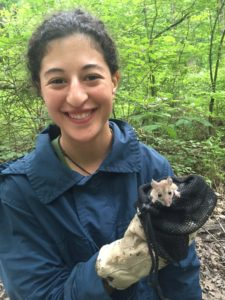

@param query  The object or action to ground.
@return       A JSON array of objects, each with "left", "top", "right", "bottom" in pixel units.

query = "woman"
[{"left": 0, "top": 8, "right": 202, "bottom": 300}]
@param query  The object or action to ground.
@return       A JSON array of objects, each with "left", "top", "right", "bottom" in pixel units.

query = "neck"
[
  {"left": 58, "top": 137, "right": 92, "bottom": 175},
  {"left": 59, "top": 126, "right": 113, "bottom": 175}
]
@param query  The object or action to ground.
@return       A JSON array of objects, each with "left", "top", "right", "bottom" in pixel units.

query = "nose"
[{"left": 66, "top": 80, "right": 88, "bottom": 107}]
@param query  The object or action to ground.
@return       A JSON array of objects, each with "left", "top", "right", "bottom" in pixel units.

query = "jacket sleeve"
[
  {"left": 138, "top": 142, "right": 174, "bottom": 184},
  {"left": 159, "top": 242, "right": 202, "bottom": 300},
  {"left": 0, "top": 179, "right": 114, "bottom": 300}
]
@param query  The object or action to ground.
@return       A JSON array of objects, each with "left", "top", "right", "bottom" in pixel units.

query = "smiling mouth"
[
  {"left": 66, "top": 109, "right": 96, "bottom": 122},
  {"left": 69, "top": 111, "right": 91, "bottom": 120}
]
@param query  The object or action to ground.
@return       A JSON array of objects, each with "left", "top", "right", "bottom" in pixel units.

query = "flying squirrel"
[{"left": 150, "top": 177, "right": 181, "bottom": 207}]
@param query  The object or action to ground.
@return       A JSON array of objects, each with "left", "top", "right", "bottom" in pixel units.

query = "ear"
[
  {"left": 167, "top": 177, "right": 173, "bottom": 185},
  {"left": 151, "top": 179, "right": 158, "bottom": 189},
  {"left": 111, "top": 71, "right": 120, "bottom": 94}
]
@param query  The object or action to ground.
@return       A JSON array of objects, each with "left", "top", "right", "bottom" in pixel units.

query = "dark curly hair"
[{"left": 27, "top": 9, "right": 119, "bottom": 94}]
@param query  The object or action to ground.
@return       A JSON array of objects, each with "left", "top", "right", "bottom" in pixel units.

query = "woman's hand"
[{"left": 95, "top": 214, "right": 167, "bottom": 290}]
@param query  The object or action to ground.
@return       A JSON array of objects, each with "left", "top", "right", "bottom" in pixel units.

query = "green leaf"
[{"left": 142, "top": 124, "right": 162, "bottom": 132}]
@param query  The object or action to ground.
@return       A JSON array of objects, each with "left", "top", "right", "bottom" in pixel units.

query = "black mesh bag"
[{"left": 137, "top": 175, "right": 217, "bottom": 300}]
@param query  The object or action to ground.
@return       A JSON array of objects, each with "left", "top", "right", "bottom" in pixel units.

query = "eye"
[
  {"left": 168, "top": 191, "right": 172, "bottom": 195},
  {"left": 46, "top": 78, "right": 67, "bottom": 89},
  {"left": 158, "top": 193, "right": 162, "bottom": 198},
  {"left": 48, "top": 78, "right": 66, "bottom": 85},
  {"left": 85, "top": 74, "right": 103, "bottom": 81}
]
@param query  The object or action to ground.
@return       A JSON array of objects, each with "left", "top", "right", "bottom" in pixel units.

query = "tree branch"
[
  {"left": 213, "top": 27, "right": 225, "bottom": 90},
  {"left": 208, "top": 0, "right": 225, "bottom": 92},
  {"left": 149, "top": 0, "right": 158, "bottom": 42},
  {"left": 153, "top": 11, "right": 191, "bottom": 40}
]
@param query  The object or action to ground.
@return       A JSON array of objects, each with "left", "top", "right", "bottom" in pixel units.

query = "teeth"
[{"left": 69, "top": 112, "right": 91, "bottom": 120}]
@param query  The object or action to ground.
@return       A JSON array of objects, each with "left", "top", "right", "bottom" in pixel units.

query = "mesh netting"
[{"left": 137, "top": 175, "right": 217, "bottom": 262}]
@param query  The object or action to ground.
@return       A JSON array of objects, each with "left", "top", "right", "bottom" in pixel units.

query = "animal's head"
[{"left": 151, "top": 177, "right": 174, "bottom": 206}]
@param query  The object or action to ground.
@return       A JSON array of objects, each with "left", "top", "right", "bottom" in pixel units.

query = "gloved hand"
[{"left": 95, "top": 214, "right": 167, "bottom": 290}]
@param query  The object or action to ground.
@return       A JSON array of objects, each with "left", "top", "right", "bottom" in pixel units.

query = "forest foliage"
[{"left": 0, "top": 0, "right": 224, "bottom": 186}]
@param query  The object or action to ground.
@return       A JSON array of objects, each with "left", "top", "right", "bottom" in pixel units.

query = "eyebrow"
[
  {"left": 44, "top": 64, "right": 104, "bottom": 77},
  {"left": 44, "top": 68, "right": 64, "bottom": 77},
  {"left": 82, "top": 64, "right": 104, "bottom": 71}
]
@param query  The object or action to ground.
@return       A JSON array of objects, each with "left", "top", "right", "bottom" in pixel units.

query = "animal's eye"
[
  {"left": 158, "top": 193, "right": 162, "bottom": 198},
  {"left": 168, "top": 191, "right": 172, "bottom": 195}
]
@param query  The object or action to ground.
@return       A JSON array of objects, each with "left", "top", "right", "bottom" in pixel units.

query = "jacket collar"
[
  {"left": 101, "top": 119, "right": 141, "bottom": 173},
  {"left": 2, "top": 120, "right": 141, "bottom": 204}
]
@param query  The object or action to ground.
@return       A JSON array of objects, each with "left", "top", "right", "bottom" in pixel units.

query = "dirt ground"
[
  {"left": 196, "top": 184, "right": 225, "bottom": 300},
  {"left": 0, "top": 186, "right": 224, "bottom": 300}
]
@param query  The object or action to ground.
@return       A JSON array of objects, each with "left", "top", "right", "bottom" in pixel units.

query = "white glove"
[{"left": 96, "top": 214, "right": 167, "bottom": 290}]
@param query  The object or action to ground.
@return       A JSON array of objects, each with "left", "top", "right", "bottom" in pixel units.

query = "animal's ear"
[
  {"left": 151, "top": 179, "right": 158, "bottom": 188},
  {"left": 167, "top": 177, "right": 173, "bottom": 185}
]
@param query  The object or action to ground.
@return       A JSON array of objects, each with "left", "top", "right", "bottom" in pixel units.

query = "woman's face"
[{"left": 39, "top": 34, "right": 119, "bottom": 145}]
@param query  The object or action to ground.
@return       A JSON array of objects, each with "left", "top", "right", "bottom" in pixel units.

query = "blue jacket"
[{"left": 0, "top": 120, "right": 201, "bottom": 300}]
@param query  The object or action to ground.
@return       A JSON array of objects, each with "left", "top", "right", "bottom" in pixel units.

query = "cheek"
[
  {"left": 100, "top": 92, "right": 114, "bottom": 114},
  {"left": 93, "top": 85, "right": 114, "bottom": 105},
  {"left": 42, "top": 90, "right": 63, "bottom": 109}
]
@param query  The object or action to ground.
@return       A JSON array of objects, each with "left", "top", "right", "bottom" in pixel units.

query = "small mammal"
[{"left": 150, "top": 177, "right": 180, "bottom": 207}]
